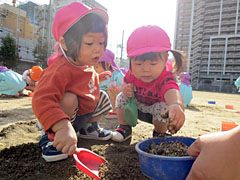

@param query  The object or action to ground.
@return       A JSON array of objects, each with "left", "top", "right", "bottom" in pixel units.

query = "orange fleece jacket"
[{"left": 32, "top": 56, "right": 99, "bottom": 132}]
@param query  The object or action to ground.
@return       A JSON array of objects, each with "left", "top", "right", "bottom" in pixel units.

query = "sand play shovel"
[
  {"left": 124, "top": 86, "right": 138, "bottom": 127},
  {"left": 48, "top": 133, "right": 105, "bottom": 180}
]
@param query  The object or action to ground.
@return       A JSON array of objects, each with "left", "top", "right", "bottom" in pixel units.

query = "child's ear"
[{"left": 59, "top": 37, "right": 68, "bottom": 51}]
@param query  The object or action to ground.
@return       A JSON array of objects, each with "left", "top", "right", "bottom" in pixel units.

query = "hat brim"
[{"left": 127, "top": 47, "right": 171, "bottom": 57}]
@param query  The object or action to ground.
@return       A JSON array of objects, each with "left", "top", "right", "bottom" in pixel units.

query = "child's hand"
[
  {"left": 122, "top": 83, "right": 134, "bottom": 98},
  {"left": 108, "top": 83, "right": 121, "bottom": 94},
  {"left": 51, "top": 119, "right": 78, "bottom": 155},
  {"left": 99, "top": 71, "right": 112, "bottom": 82},
  {"left": 24, "top": 85, "right": 35, "bottom": 91},
  {"left": 167, "top": 104, "right": 185, "bottom": 134}
]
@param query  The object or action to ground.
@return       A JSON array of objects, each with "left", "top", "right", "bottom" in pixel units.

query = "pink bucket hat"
[
  {"left": 99, "top": 49, "right": 115, "bottom": 63},
  {"left": 99, "top": 49, "right": 123, "bottom": 73},
  {"left": 52, "top": 2, "right": 108, "bottom": 42},
  {"left": 127, "top": 25, "right": 171, "bottom": 57}
]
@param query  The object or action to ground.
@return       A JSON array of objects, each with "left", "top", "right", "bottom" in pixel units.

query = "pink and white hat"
[
  {"left": 52, "top": 2, "right": 108, "bottom": 42},
  {"left": 127, "top": 25, "right": 171, "bottom": 57}
]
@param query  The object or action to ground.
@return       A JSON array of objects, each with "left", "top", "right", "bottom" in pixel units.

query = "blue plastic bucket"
[{"left": 135, "top": 137, "right": 196, "bottom": 180}]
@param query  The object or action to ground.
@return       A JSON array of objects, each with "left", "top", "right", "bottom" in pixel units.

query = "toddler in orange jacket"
[{"left": 32, "top": 2, "right": 112, "bottom": 162}]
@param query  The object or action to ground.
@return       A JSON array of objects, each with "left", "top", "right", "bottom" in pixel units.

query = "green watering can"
[{"left": 124, "top": 86, "right": 138, "bottom": 127}]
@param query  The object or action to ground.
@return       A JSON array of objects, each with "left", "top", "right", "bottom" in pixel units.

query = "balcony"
[
  {"left": 192, "top": 32, "right": 203, "bottom": 39},
  {"left": 203, "top": 28, "right": 220, "bottom": 33},
  {"left": 193, "top": 20, "right": 204, "bottom": 28},
  {"left": 227, "top": 47, "right": 240, "bottom": 51},
  {"left": 222, "top": 6, "right": 237, "bottom": 12},
  {"left": 194, "top": 14, "right": 204, "bottom": 21},
  {"left": 202, "top": 47, "right": 225, "bottom": 52},
  {"left": 205, "top": 14, "right": 220, "bottom": 21},
  {"left": 226, "top": 53, "right": 240, "bottom": 58},
  {"left": 205, "top": 6, "right": 220, "bottom": 12},
  {"left": 204, "top": 21, "right": 219, "bottom": 28},
  {"left": 205, "top": 2, "right": 221, "bottom": 9},
  {"left": 224, "top": 0, "right": 238, "bottom": 4},
  {"left": 212, "top": 39, "right": 227, "bottom": 45},
  {"left": 221, "top": 19, "right": 238, "bottom": 26},
  {"left": 221, "top": 13, "right": 237, "bottom": 19}
]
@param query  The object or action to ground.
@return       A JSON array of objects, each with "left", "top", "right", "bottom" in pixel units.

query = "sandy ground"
[
  {"left": 0, "top": 90, "right": 240, "bottom": 179},
  {"left": 1, "top": 90, "right": 240, "bottom": 146}
]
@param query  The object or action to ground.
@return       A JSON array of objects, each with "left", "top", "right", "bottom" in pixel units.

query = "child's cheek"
[
  {"left": 29, "top": 79, "right": 36, "bottom": 86},
  {"left": 131, "top": 66, "right": 140, "bottom": 77}
]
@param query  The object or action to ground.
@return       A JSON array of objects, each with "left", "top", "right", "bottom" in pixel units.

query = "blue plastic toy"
[
  {"left": 135, "top": 137, "right": 196, "bottom": 180},
  {"left": 208, "top": 101, "right": 216, "bottom": 104}
]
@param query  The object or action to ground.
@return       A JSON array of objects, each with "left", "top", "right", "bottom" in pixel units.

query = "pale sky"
[
  {"left": 1, "top": 0, "right": 177, "bottom": 58},
  {"left": 99, "top": 0, "right": 177, "bottom": 57}
]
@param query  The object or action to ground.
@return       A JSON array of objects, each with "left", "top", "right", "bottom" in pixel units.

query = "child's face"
[
  {"left": 28, "top": 79, "right": 36, "bottom": 86},
  {"left": 75, "top": 32, "right": 105, "bottom": 66},
  {"left": 94, "top": 63, "right": 105, "bottom": 74},
  {"left": 131, "top": 57, "right": 166, "bottom": 83}
]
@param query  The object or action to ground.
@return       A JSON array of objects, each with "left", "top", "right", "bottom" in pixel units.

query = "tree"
[
  {"left": 33, "top": 36, "right": 48, "bottom": 67},
  {"left": 0, "top": 34, "right": 20, "bottom": 68}
]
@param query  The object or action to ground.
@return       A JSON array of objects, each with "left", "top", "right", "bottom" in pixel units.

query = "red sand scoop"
[
  {"left": 48, "top": 133, "right": 105, "bottom": 180},
  {"left": 73, "top": 148, "right": 105, "bottom": 180}
]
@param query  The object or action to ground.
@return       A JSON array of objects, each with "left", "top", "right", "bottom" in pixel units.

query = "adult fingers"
[
  {"left": 187, "top": 137, "right": 201, "bottom": 157},
  {"left": 186, "top": 139, "right": 204, "bottom": 180},
  {"left": 186, "top": 161, "right": 205, "bottom": 180}
]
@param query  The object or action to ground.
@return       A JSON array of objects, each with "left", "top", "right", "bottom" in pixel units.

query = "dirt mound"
[
  {"left": 0, "top": 140, "right": 150, "bottom": 180},
  {"left": 1, "top": 91, "right": 240, "bottom": 179}
]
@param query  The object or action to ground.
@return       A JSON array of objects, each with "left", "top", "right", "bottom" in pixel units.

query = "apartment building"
[
  {"left": 0, "top": 3, "right": 37, "bottom": 67},
  {"left": 33, "top": 5, "right": 50, "bottom": 42},
  {"left": 0, "top": 3, "right": 35, "bottom": 40},
  {"left": 174, "top": 0, "right": 240, "bottom": 93},
  {"left": 17, "top": 1, "right": 38, "bottom": 24}
]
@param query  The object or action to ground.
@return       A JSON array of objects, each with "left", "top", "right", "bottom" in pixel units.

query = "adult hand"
[
  {"left": 167, "top": 104, "right": 185, "bottom": 134},
  {"left": 186, "top": 128, "right": 240, "bottom": 180}
]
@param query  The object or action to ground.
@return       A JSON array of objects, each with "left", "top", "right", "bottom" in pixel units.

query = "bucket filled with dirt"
[{"left": 135, "top": 136, "right": 196, "bottom": 180}]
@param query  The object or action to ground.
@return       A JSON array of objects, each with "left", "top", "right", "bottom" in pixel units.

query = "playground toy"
[
  {"left": 221, "top": 121, "right": 239, "bottom": 131},
  {"left": 208, "top": 100, "right": 216, "bottom": 104},
  {"left": 225, "top": 105, "right": 234, "bottom": 109}
]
